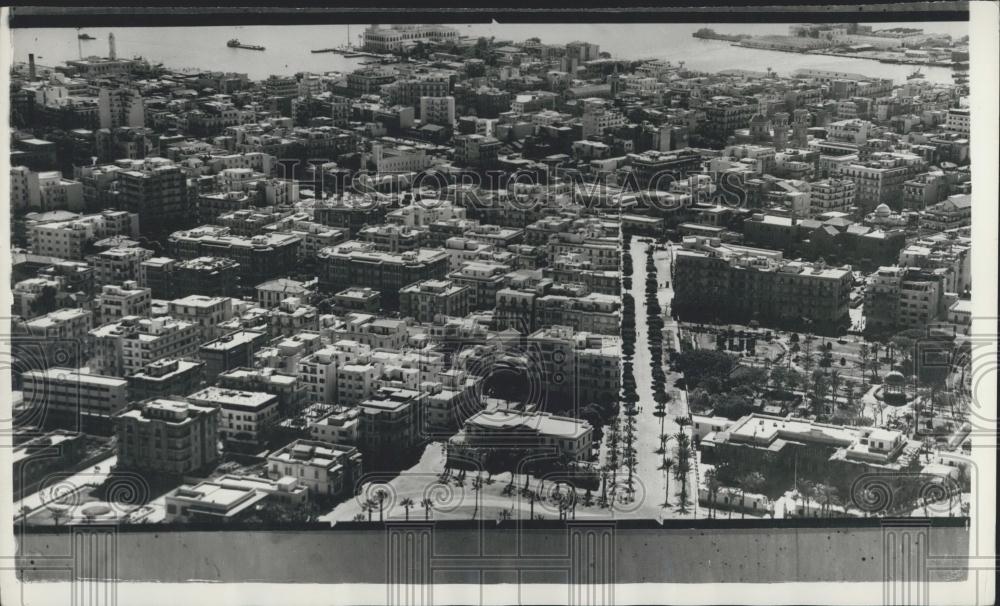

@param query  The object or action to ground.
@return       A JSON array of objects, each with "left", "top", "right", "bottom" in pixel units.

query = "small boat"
[
  {"left": 227, "top": 39, "right": 265, "bottom": 51},
  {"left": 78, "top": 33, "right": 96, "bottom": 40}
]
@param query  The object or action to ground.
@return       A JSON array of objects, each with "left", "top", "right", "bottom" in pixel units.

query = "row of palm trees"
[
  {"left": 644, "top": 244, "right": 697, "bottom": 514},
  {"left": 701, "top": 467, "right": 766, "bottom": 519},
  {"left": 354, "top": 489, "right": 435, "bottom": 522}
]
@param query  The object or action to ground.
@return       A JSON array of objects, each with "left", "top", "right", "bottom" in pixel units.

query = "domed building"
[{"left": 864, "top": 203, "right": 912, "bottom": 228}]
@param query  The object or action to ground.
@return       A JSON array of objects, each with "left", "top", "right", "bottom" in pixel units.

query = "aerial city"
[{"left": 10, "top": 22, "right": 973, "bottom": 527}]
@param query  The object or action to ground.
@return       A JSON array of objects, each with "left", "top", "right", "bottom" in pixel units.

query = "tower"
[
  {"left": 108, "top": 32, "right": 117, "bottom": 60},
  {"left": 792, "top": 109, "right": 810, "bottom": 148},
  {"left": 772, "top": 112, "right": 789, "bottom": 150},
  {"left": 749, "top": 113, "right": 770, "bottom": 143}
]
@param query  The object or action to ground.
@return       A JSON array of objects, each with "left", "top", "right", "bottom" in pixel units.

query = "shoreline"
[{"left": 731, "top": 41, "right": 964, "bottom": 70}]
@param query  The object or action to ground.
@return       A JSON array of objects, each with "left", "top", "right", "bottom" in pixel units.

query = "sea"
[{"left": 11, "top": 22, "right": 968, "bottom": 84}]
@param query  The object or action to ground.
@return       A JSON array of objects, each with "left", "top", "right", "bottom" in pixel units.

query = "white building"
[
  {"left": 21, "top": 367, "right": 129, "bottom": 421},
  {"left": 188, "top": 386, "right": 280, "bottom": 446},
  {"left": 419, "top": 95, "right": 456, "bottom": 127},
  {"left": 98, "top": 281, "right": 152, "bottom": 323},
  {"left": 10, "top": 167, "right": 84, "bottom": 211},
  {"left": 266, "top": 439, "right": 362, "bottom": 497}
]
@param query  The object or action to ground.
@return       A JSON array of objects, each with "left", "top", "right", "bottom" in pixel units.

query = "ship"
[
  {"left": 78, "top": 33, "right": 96, "bottom": 40},
  {"left": 907, "top": 68, "right": 925, "bottom": 80},
  {"left": 227, "top": 39, "right": 265, "bottom": 51},
  {"left": 692, "top": 27, "right": 750, "bottom": 43}
]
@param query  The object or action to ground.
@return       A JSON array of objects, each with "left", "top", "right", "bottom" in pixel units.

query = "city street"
[{"left": 598, "top": 237, "right": 695, "bottom": 519}]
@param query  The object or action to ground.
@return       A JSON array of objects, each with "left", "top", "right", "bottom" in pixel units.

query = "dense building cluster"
[{"left": 10, "top": 25, "right": 973, "bottom": 524}]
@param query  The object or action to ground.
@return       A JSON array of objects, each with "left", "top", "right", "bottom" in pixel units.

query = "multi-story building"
[
  {"left": 10, "top": 166, "right": 84, "bottom": 212},
  {"left": 175, "top": 256, "right": 241, "bottom": 298},
  {"left": 358, "top": 223, "right": 427, "bottom": 252},
  {"left": 89, "top": 316, "right": 200, "bottom": 377},
  {"left": 139, "top": 257, "right": 177, "bottom": 299},
  {"left": 399, "top": 278, "right": 471, "bottom": 323},
  {"left": 419, "top": 95, "right": 456, "bottom": 127},
  {"left": 263, "top": 75, "right": 299, "bottom": 98},
  {"left": 199, "top": 329, "right": 268, "bottom": 382},
  {"left": 700, "top": 413, "right": 907, "bottom": 478},
  {"left": 527, "top": 326, "right": 621, "bottom": 409},
  {"left": 296, "top": 340, "right": 373, "bottom": 404},
  {"left": 27, "top": 210, "right": 138, "bottom": 260},
  {"left": 943, "top": 108, "right": 970, "bottom": 135},
  {"left": 332, "top": 287, "right": 382, "bottom": 314},
  {"left": 626, "top": 149, "right": 703, "bottom": 189},
  {"left": 535, "top": 292, "right": 621, "bottom": 335},
  {"left": 97, "top": 87, "right": 144, "bottom": 129},
  {"left": 266, "top": 439, "right": 362, "bottom": 497},
  {"left": 114, "top": 398, "right": 219, "bottom": 475},
  {"left": 809, "top": 178, "right": 856, "bottom": 214},
  {"left": 90, "top": 246, "right": 154, "bottom": 287},
  {"left": 833, "top": 159, "right": 910, "bottom": 213},
  {"left": 127, "top": 358, "right": 205, "bottom": 402},
  {"left": 447, "top": 261, "right": 509, "bottom": 311},
  {"left": 168, "top": 295, "right": 234, "bottom": 340},
  {"left": 580, "top": 97, "right": 626, "bottom": 138},
  {"left": 217, "top": 367, "right": 305, "bottom": 414},
  {"left": 387, "top": 74, "right": 451, "bottom": 108},
  {"left": 864, "top": 266, "right": 946, "bottom": 333},
  {"left": 116, "top": 162, "right": 190, "bottom": 234},
  {"left": 454, "top": 134, "right": 501, "bottom": 170},
  {"left": 898, "top": 232, "right": 971, "bottom": 294},
  {"left": 699, "top": 96, "right": 758, "bottom": 140},
  {"left": 256, "top": 278, "right": 314, "bottom": 309},
  {"left": 920, "top": 193, "right": 971, "bottom": 232},
  {"left": 317, "top": 241, "right": 449, "bottom": 307},
  {"left": 308, "top": 406, "right": 361, "bottom": 446},
  {"left": 21, "top": 367, "right": 129, "bottom": 426},
  {"left": 21, "top": 308, "right": 93, "bottom": 347},
  {"left": 197, "top": 191, "right": 255, "bottom": 224},
  {"left": 452, "top": 409, "right": 594, "bottom": 460},
  {"left": 188, "top": 386, "right": 280, "bottom": 447},
  {"left": 97, "top": 281, "right": 152, "bottom": 323},
  {"left": 356, "top": 387, "right": 424, "bottom": 453},
  {"left": 361, "top": 23, "right": 459, "bottom": 52},
  {"left": 168, "top": 226, "right": 301, "bottom": 292},
  {"left": 345, "top": 67, "right": 396, "bottom": 96},
  {"left": 672, "top": 236, "right": 853, "bottom": 332}
]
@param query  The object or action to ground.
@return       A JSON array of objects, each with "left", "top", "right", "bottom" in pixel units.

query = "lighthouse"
[{"left": 108, "top": 32, "right": 117, "bottom": 59}]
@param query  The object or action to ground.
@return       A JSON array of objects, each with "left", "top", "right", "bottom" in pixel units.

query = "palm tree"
[
  {"left": 400, "top": 498, "right": 414, "bottom": 521},
  {"left": 659, "top": 457, "right": 673, "bottom": 506},
  {"left": 870, "top": 342, "right": 882, "bottom": 381},
  {"left": 599, "top": 467, "right": 610, "bottom": 506},
  {"left": 816, "top": 484, "right": 838, "bottom": 517},
  {"left": 527, "top": 490, "right": 538, "bottom": 520},
  {"left": 798, "top": 480, "right": 815, "bottom": 517},
  {"left": 829, "top": 371, "right": 842, "bottom": 410},
  {"left": 471, "top": 474, "right": 483, "bottom": 520},
  {"left": 421, "top": 498, "right": 433, "bottom": 520},
  {"left": 857, "top": 343, "right": 870, "bottom": 388},
  {"left": 705, "top": 469, "right": 721, "bottom": 519},
  {"left": 362, "top": 498, "right": 376, "bottom": 522},
  {"left": 375, "top": 490, "right": 388, "bottom": 522},
  {"left": 673, "top": 458, "right": 692, "bottom": 513}
]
